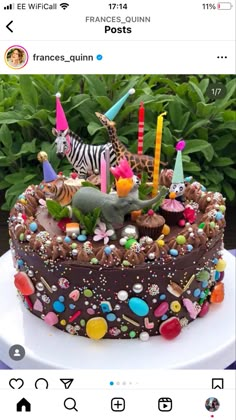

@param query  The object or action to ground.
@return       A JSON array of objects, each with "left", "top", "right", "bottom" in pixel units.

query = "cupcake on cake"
[{"left": 136, "top": 209, "right": 165, "bottom": 240}]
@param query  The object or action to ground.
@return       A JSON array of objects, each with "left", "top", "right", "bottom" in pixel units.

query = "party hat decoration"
[
  {"left": 55, "top": 92, "right": 69, "bottom": 131},
  {"left": 105, "top": 88, "right": 135, "bottom": 121},
  {"left": 37, "top": 151, "right": 57, "bottom": 182},
  {"left": 172, "top": 140, "right": 186, "bottom": 184}
]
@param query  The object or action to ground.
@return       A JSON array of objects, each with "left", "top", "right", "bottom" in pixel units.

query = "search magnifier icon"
[{"left": 64, "top": 398, "right": 78, "bottom": 412}]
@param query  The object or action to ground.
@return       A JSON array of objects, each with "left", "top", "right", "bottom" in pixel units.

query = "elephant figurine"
[{"left": 72, "top": 186, "right": 168, "bottom": 232}]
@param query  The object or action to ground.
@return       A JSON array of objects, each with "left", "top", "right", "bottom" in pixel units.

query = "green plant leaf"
[
  {"left": 189, "top": 81, "right": 205, "bottom": 103},
  {"left": 223, "top": 167, "right": 236, "bottom": 179},
  {"left": 213, "top": 157, "right": 234, "bottom": 167},
  {"left": 223, "top": 181, "right": 235, "bottom": 201},
  {"left": 0, "top": 124, "right": 13, "bottom": 150}
]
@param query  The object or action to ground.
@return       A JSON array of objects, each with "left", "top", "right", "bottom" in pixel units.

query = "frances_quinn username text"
[{"left": 32, "top": 54, "right": 94, "bottom": 62}]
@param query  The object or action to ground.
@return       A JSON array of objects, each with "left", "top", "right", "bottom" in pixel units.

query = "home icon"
[{"left": 16, "top": 398, "right": 31, "bottom": 412}]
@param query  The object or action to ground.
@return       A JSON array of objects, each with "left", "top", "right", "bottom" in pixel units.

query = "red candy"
[
  {"left": 159, "top": 317, "right": 182, "bottom": 340},
  {"left": 14, "top": 272, "right": 35, "bottom": 296},
  {"left": 198, "top": 301, "right": 210, "bottom": 317}
]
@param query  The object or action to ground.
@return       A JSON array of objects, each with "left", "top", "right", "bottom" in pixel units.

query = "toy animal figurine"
[
  {"left": 52, "top": 128, "right": 116, "bottom": 179},
  {"left": 72, "top": 186, "right": 168, "bottom": 232},
  {"left": 95, "top": 112, "right": 167, "bottom": 180},
  {"left": 40, "top": 178, "right": 81, "bottom": 206}
]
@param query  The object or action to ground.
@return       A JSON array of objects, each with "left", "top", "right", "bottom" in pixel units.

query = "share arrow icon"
[{"left": 60, "top": 378, "right": 74, "bottom": 389}]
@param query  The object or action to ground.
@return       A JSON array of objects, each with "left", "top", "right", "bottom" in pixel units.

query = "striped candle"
[
  {"left": 105, "top": 146, "right": 110, "bottom": 192},
  {"left": 152, "top": 112, "right": 167, "bottom": 197},
  {"left": 137, "top": 101, "right": 145, "bottom": 155}
]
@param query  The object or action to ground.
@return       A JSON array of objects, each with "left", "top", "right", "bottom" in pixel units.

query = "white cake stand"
[{"left": 0, "top": 250, "right": 235, "bottom": 370}]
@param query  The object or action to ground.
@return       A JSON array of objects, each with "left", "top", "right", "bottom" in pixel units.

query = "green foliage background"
[{"left": 0, "top": 74, "right": 235, "bottom": 210}]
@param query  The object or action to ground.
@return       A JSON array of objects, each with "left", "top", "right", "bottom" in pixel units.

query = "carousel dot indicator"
[{"left": 110, "top": 381, "right": 114, "bottom": 386}]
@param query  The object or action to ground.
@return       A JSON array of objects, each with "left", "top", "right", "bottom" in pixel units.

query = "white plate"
[{"left": 0, "top": 250, "right": 235, "bottom": 370}]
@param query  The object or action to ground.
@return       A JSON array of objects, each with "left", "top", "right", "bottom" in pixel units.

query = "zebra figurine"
[{"left": 52, "top": 128, "right": 116, "bottom": 179}]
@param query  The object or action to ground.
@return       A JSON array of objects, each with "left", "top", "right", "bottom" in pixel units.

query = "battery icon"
[{"left": 217, "top": 2, "right": 233, "bottom": 9}]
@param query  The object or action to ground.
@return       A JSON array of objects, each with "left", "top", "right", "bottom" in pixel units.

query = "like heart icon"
[{"left": 9, "top": 378, "right": 24, "bottom": 389}]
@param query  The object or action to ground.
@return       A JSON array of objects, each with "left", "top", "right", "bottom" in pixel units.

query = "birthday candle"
[
  {"left": 100, "top": 154, "right": 107, "bottom": 193},
  {"left": 105, "top": 146, "right": 110, "bottom": 192},
  {"left": 152, "top": 112, "right": 167, "bottom": 197},
  {"left": 137, "top": 101, "right": 145, "bottom": 155}
]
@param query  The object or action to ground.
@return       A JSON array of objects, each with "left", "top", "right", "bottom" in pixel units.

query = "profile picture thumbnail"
[
  {"left": 4, "top": 45, "right": 29, "bottom": 69},
  {"left": 205, "top": 397, "right": 220, "bottom": 412}
]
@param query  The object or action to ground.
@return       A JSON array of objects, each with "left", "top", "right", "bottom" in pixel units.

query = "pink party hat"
[{"left": 56, "top": 92, "right": 69, "bottom": 131}]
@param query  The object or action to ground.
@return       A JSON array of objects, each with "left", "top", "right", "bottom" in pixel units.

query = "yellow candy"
[
  {"left": 19, "top": 199, "right": 27, "bottom": 204},
  {"left": 157, "top": 239, "right": 165, "bottom": 247},
  {"left": 86, "top": 317, "right": 108, "bottom": 340},
  {"left": 60, "top": 319, "right": 67, "bottom": 326},
  {"left": 215, "top": 259, "right": 226, "bottom": 272},
  {"left": 162, "top": 224, "right": 170, "bottom": 236},
  {"left": 170, "top": 300, "right": 181, "bottom": 313}
]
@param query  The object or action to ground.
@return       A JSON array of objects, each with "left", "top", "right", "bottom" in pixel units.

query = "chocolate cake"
[
  {"left": 9, "top": 170, "right": 227, "bottom": 341},
  {"left": 8, "top": 93, "right": 227, "bottom": 342}
]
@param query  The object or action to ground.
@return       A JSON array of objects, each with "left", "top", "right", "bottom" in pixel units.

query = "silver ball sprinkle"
[
  {"left": 56, "top": 236, "right": 63, "bottom": 243},
  {"left": 45, "top": 240, "right": 51, "bottom": 246},
  {"left": 72, "top": 249, "right": 78, "bottom": 256},
  {"left": 71, "top": 233, "right": 77, "bottom": 239},
  {"left": 121, "top": 225, "right": 139, "bottom": 240},
  {"left": 119, "top": 237, "right": 127, "bottom": 246},
  {"left": 28, "top": 270, "right": 34, "bottom": 277},
  {"left": 40, "top": 245, "right": 45, "bottom": 252},
  {"left": 114, "top": 304, "right": 121, "bottom": 311},
  {"left": 148, "top": 252, "right": 155, "bottom": 260},
  {"left": 132, "top": 283, "right": 143, "bottom": 293},
  {"left": 51, "top": 285, "right": 57, "bottom": 292},
  {"left": 41, "top": 314, "right": 45, "bottom": 319},
  {"left": 36, "top": 282, "right": 44, "bottom": 291},
  {"left": 26, "top": 234, "right": 31, "bottom": 241}
]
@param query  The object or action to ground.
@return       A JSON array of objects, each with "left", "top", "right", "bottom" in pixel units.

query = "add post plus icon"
[{"left": 158, "top": 397, "right": 173, "bottom": 412}]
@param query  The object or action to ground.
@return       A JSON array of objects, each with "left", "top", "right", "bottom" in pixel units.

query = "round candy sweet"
[
  {"left": 169, "top": 249, "right": 178, "bottom": 257},
  {"left": 77, "top": 234, "right": 87, "bottom": 242},
  {"left": 139, "top": 332, "right": 150, "bottom": 341},
  {"left": 84, "top": 289, "right": 93, "bottom": 298},
  {"left": 176, "top": 235, "right": 186, "bottom": 245},
  {"left": 215, "top": 259, "right": 226, "bottom": 272},
  {"left": 187, "top": 244, "right": 193, "bottom": 252},
  {"left": 159, "top": 317, "right": 182, "bottom": 340},
  {"left": 86, "top": 317, "right": 108, "bottom": 340},
  {"left": 170, "top": 301, "right": 181, "bottom": 313},
  {"left": 121, "top": 225, "right": 139, "bottom": 239},
  {"left": 104, "top": 246, "right": 112, "bottom": 255},
  {"left": 117, "top": 290, "right": 128, "bottom": 301},
  {"left": 106, "top": 313, "right": 116, "bottom": 322},
  {"left": 219, "top": 205, "right": 226, "bottom": 213},
  {"left": 128, "top": 297, "right": 149, "bottom": 317},
  {"left": 125, "top": 238, "right": 137, "bottom": 250},
  {"left": 215, "top": 211, "right": 223, "bottom": 221},
  {"left": 162, "top": 224, "right": 170, "bottom": 236},
  {"left": 178, "top": 219, "right": 186, "bottom": 227},
  {"left": 132, "top": 283, "right": 143, "bottom": 293},
  {"left": 29, "top": 221, "right": 38, "bottom": 232},
  {"left": 193, "top": 288, "right": 201, "bottom": 298},
  {"left": 214, "top": 271, "right": 220, "bottom": 281},
  {"left": 53, "top": 300, "right": 65, "bottom": 313}
]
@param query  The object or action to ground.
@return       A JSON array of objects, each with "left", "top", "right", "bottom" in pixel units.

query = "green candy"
[
  {"left": 80, "top": 319, "right": 86, "bottom": 327},
  {"left": 129, "top": 331, "right": 136, "bottom": 338},
  {"left": 84, "top": 288, "right": 93, "bottom": 297},
  {"left": 198, "top": 222, "right": 205, "bottom": 229},
  {"left": 219, "top": 205, "right": 226, "bottom": 213},
  {"left": 196, "top": 269, "right": 210, "bottom": 282},
  {"left": 19, "top": 233, "right": 25, "bottom": 241},
  {"left": 90, "top": 258, "right": 99, "bottom": 265},
  {"left": 210, "top": 221, "right": 216, "bottom": 229},
  {"left": 71, "top": 243, "right": 77, "bottom": 249},
  {"left": 125, "top": 238, "right": 137, "bottom": 250},
  {"left": 121, "top": 325, "right": 128, "bottom": 332},
  {"left": 176, "top": 235, "right": 186, "bottom": 245}
]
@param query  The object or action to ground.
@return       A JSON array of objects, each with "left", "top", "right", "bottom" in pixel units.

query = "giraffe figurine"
[{"left": 95, "top": 112, "right": 166, "bottom": 179}]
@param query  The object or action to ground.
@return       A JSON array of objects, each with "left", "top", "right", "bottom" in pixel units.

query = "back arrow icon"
[{"left": 6, "top": 21, "right": 13, "bottom": 33}]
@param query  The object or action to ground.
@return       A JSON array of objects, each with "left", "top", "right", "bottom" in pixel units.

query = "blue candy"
[
  {"left": 29, "top": 222, "right": 38, "bottom": 232},
  {"left": 169, "top": 249, "right": 178, "bottom": 257},
  {"left": 77, "top": 234, "right": 87, "bottom": 242},
  {"left": 160, "top": 294, "right": 166, "bottom": 300},
  {"left": 161, "top": 314, "right": 168, "bottom": 321},
  {"left": 215, "top": 211, "right": 223, "bottom": 221},
  {"left": 187, "top": 244, "right": 193, "bottom": 252},
  {"left": 64, "top": 236, "right": 71, "bottom": 243},
  {"left": 53, "top": 300, "right": 65, "bottom": 313},
  {"left": 193, "top": 288, "right": 201, "bottom": 297},
  {"left": 106, "top": 313, "right": 116, "bottom": 322},
  {"left": 215, "top": 271, "right": 220, "bottom": 281},
  {"left": 104, "top": 246, "right": 112, "bottom": 255}
]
